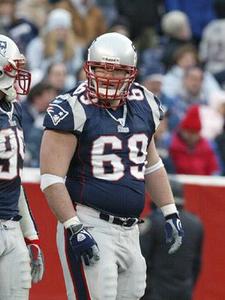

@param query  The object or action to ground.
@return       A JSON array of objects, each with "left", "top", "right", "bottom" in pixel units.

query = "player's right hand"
[{"left": 67, "top": 224, "right": 100, "bottom": 266}]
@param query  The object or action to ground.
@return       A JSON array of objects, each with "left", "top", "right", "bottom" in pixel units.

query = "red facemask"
[
  {"left": 84, "top": 61, "right": 137, "bottom": 108},
  {"left": 3, "top": 59, "right": 31, "bottom": 95}
]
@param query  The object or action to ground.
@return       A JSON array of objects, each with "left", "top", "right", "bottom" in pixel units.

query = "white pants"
[
  {"left": 0, "top": 219, "right": 31, "bottom": 300},
  {"left": 57, "top": 205, "right": 146, "bottom": 300}
]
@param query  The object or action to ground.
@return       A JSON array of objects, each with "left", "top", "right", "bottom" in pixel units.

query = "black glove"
[
  {"left": 67, "top": 224, "right": 100, "bottom": 266},
  {"left": 165, "top": 213, "right": 184, "bottom": 254}
]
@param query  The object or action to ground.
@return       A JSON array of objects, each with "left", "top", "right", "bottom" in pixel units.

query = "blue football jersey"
[
  {"left": 43, "top": 81, "right": 163, "bottom": 217},
  {"left": 0, "top": 100, "right": 24, "bottom": 219}
]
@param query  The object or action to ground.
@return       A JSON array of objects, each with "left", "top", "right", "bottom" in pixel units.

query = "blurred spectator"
[
  {"left": 75, "top": 65, "right": 86, "bottom": 82},
  {"left": 160, "top": 10, "right": 192, "bottom": 70},
  {"left": 17, "top": 0, "right": 49, "bottom": 29},
  {"left": 107, "top": 16, "right": 131, "bottom": 38},
  {"left": 45, "top": 62, "right": 75, "bottom": 93},
  {"left": 95, "top": 0, "right": 118, "bottom": 27},
  {"left": 50, "top": 0, "right": 107, "bottom": 47},
  {"left": 162, "top": 45, "right": 221, "bottom": 99},
  {"left": 162, "top": 63, "right": 220, "bottom": 132},
  {"left": 142, "top": 72, "right": 164, "bottom": 97},
  {"left": 181, "top": 66, "right": 206, "bottom": 103},
  {"left": 164, "top": 65, "right": 207, "bottom": 131},
  {"left": 21, "top": 81, "right": 57, "bottom": 142},
  {"left": 0, "top": 0, "right": 39, "bottom": 53},
  {"left": 164, "top": 0, "right": 216, "bottom": 45},
  {"left": 199, "top": 91, "right": 225, "bottom": 140},
  {"left": 22, "top": 82, "right": 57, "bottom": 167},
  {"left": 199, "top": 0, "right": 225, "bottom": 87},
  {"left": 215, "top": 122, "right": 225, "bottom": 175},
  {"left": 169, "top": 105, "right": 220, "bottom": 175},
  {"left": 26, "top": 8, "right": 83, "bottom": 76},
  {"left": 115, "top": 0, "right": 164, "bottom": 50},
  {"left": 115, "top": 0, "right": 164, "bottom": 39},
  {"left": 140, "top": 179, "right": 204, "bottom": 300}
]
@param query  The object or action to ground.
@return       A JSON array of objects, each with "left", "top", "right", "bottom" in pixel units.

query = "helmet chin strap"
[{"left": 1, "top": 86, "right": 17, "bottom": 102}]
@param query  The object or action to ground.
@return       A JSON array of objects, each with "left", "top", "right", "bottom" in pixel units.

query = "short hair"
[
  {"left": 173, "top": 44, "right": 199, "bottom": 64},
  {"left": 27, "top": 82, "right": 54, "bottom": 103},
  {"left": 183, "top": 65, "right": 204, "bottom": 79}
]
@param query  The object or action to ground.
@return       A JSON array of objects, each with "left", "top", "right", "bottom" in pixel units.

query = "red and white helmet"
[
  {"left": 84, "top": 32, "right": 137, "bottom": 108},
  {"left": 0, "top": 34, "right": 31, "bottom": 101}
]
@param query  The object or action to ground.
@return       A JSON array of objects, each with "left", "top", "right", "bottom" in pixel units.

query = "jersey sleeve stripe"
[
  {"left": 144, "top": 88, "right": 164, "bottom": 130},
  {"left": 67, "top": 96, "right": 87, "bottom": 132}
]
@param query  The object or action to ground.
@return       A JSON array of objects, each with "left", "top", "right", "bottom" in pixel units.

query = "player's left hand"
[
  {"left": 164, "top": 214, "right": 184, "bottom": 254},
  {"left": 25, "top": 238, "right": 44, "bottom": 283}
]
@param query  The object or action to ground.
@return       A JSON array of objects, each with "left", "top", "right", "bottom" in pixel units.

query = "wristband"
[
  {"left": 160, "top": 203, "right": 178, "bottom": 217},
  {"left": 145, "top": 159, "right": 164, "bottom": 175},
  {"left": 25, "top": 235, "right": 39, "bottom": 240},
  {"left": 63, "top": 216, "right": 80, "bottom": 229},
  {"left": 40, "top": 174, "right": 65, "bottom": 191},
  {"left": 24, "top": 237, "right": 40, "bottom": 246}
]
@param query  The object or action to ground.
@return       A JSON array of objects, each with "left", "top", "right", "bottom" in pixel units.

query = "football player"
[
  {"left": 0, "top": 34, "right": 44, "bottom": 299},
  {"left": 40, "top": 32, "right": 184, "bottom": 300}
]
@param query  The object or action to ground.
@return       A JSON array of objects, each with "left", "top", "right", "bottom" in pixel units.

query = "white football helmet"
[
  {"left": 0, "top": 34, "right": 31, "bottom": 101},
  {"left": 84, "top": 32, "right": 137, "bottom": 108}
]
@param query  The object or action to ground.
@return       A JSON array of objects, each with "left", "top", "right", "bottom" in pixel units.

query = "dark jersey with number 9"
[{"left": 44, "top": 81, "right": 163, "bottom": 217}]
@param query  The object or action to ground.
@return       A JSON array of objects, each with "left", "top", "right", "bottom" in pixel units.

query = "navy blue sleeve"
[{"left": 13, "top": 101, "right": 23, "bottom": 128}]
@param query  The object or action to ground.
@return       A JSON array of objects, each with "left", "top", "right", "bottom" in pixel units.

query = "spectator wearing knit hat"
[
  {"left": 48, "top": 0, "right": 107, "bottom": 48},
  {"left": 169, "top": 105, "right": 220, "bottom": 175},
  {"left": 26, "top": 8, "right": 83, "bottom": 76}
]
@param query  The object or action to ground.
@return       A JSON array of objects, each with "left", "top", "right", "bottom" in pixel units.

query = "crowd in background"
[{"left": 1, "top": 0, "right": 225, "bottom": 176}]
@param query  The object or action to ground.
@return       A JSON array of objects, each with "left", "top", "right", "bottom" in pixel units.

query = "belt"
[
  {"left": 99, "top": 212, "right": 143, "bottom": 227},
  {"left": 0, "top": 215, "right": 22, "bottom": 222}
]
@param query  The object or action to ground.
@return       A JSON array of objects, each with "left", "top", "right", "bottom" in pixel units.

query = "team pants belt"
[
  {"left": 0, "top": 215, "right": 22, "bottom": 222},
  {"left": 99, "top": 212, "right": 143, "bottom": 227}
]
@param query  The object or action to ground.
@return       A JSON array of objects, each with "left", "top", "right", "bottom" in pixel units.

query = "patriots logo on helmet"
[
  {"left": 0, "top": 40, "right": 7, "bottom": 57},
  {"left": 47, "top": 103, "right": 69, "bottom": 126}
]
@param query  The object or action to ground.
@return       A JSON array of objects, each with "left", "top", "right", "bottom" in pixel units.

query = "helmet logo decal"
[
  {"left": 102, "top": 56, "right": 120, "bottom": 64},
  {"left": 0, "top": 40, "right": 7, "bottom": 57},
  {"left": 47, "top": 103, "right": 69, "bottom": 126}
]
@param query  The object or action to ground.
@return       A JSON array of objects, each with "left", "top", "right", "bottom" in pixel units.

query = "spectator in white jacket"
[{"left": 162, "top": 45, "right": 221, "bottom": 99}]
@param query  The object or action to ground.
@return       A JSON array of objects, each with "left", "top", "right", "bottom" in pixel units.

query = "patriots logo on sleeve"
[
  {"left": 47, "top": 103, "right": 69, "bottom": 126},
  {"left": 0, "top": 40, "right": 7, "bottom": 57}
]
